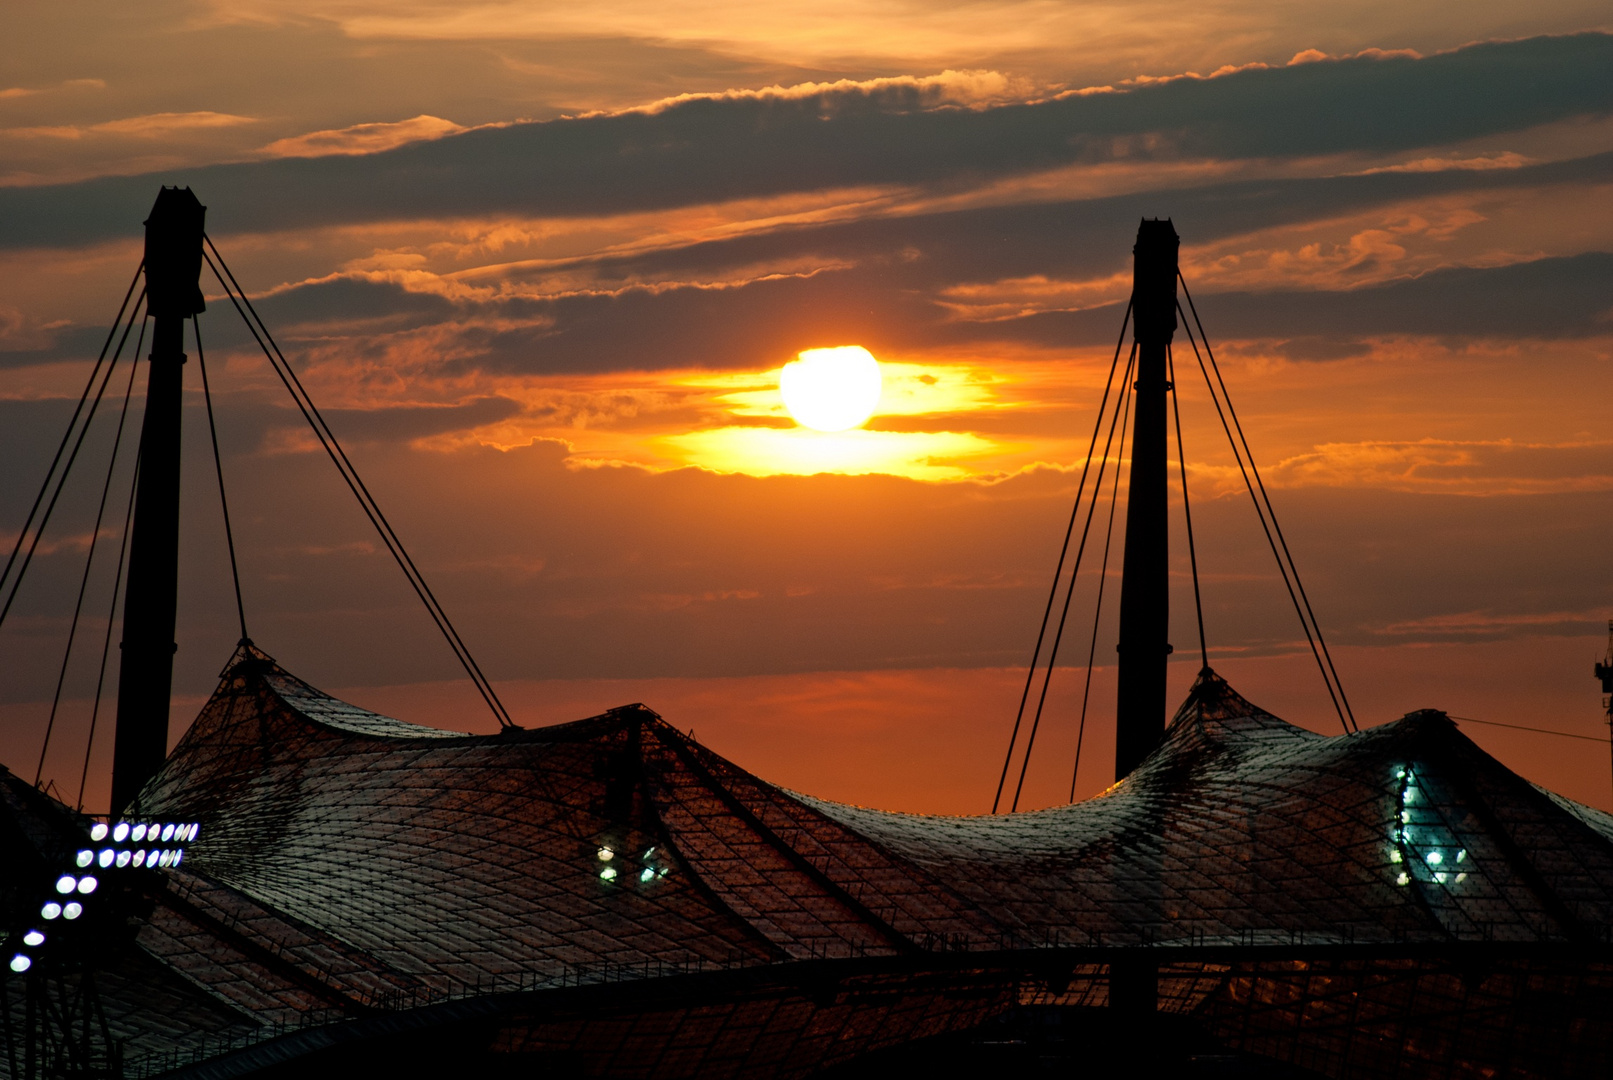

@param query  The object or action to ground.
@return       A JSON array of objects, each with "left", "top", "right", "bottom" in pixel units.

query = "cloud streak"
[{"left": 2, "top": 33, "right": 1609, "bottom": 248}]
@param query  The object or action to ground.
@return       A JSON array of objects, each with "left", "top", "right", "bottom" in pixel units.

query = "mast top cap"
[
  {"left": 144, "top": 186, "right": 207, "bottom": 320},
  {"left": 1132, "top": 218, "right": 1179, "bottom": 343}
]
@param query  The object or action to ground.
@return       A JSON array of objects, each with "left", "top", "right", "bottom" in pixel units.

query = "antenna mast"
[{"left": 110, "top": 187, "right": 206, "bottom": 813}]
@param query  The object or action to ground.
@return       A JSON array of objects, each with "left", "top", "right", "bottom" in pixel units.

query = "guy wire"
[
  {"left": 1069, "top": 349, "right": 1135, "bottom": 802},
  {"left": 0, "top": 263, "right": 142, "bottom": 604},
  {"left": 194, "top": 315, "right": 249, "bottom": 643},
  {"left": 1011, "top": 342, "right": 1138, "bottom": 812},
  {"left": 1175, "top": 295, "right": 1353, "bottom": 734},
  {"left": 0, "top": 288, "right": 147, "bottom": 633},
  {"left": 1169, "top": 345, "right": 1209, "bottom": 671},
  {"left": 35, "top": 307, "right": 146, "bottom": 787},
  {"left": 993, "top": 301, "right": 1132, "bottom": 812},
  {"left": 203, "top": 239, "right": 513, "bottom": 728}
]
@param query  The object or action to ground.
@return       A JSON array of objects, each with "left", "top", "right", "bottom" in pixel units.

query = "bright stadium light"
[
  {"left": 77, "top": 876, "right": 97, "bottom": 894},
  {"left": 55, "top": 876, "right": 76, "bottom": 894},
  {"left": 98, "top": 850, "right": 114, "bottom": 867},
  {"left": 130, "top": 824, "right": 145, "bottom": 842},
  {"left": 90, "top": 823, "right": 108, "bottom": 841},
  {"left": 597, "top": 847, "right": 614, "bottom": 862},
  {"left": 9, "top": 956, "right": 29, "bottom": 973},
  {"left": 116, "top": 852, "right": 131, "bottom": 867},
  {"left": 40, "top": 903, "right": 61, "bottom": 920},
  {"left": 600, "top": 867, "right": 617, "bottom": 882},
  {"left": 75, "top": 851, "right": 93, "bottom": 868},
  {"left": 63, "top": 903, "right": 82, "bottom": 920},
  {"left": 23, "top": 931, "right": 44, "bottom": 947},
  {"left": 115, "top": 823, "right": 131, "bottom": 842}
]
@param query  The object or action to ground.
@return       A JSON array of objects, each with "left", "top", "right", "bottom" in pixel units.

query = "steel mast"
[
  {"left": 109, "top": 187, "right": 206, "bottom": 814},
  {"left": 1114, "top": 218, "right": 1178, "bottom": 781}
]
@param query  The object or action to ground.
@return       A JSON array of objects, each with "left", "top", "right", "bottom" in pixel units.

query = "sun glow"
[
  {"left": 434, "top": 352, "right": 1101, "bottom": 480},
  {"left": 780, "top": 346, "right": 883, "bottom": 431}
]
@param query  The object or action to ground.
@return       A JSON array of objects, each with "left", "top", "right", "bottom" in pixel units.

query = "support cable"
[
  {"left": 0, "top": 265, "right": 142, "bottom": 606},
  {"left": 992, "top": 301, "right": 1132, "bottom": 813},
  {"left": 193, "top": 316, "right": 248, "bottom": 643},
  {"left": 0, "top": 289, "right": 147, "bottom": 634},
  {"left": 1069, "top": 357, "right": 1135, "bottom": 802},
  {"left": 1450, "top": 714, "right": 1609, "bottom": 743},
  {"left": 78, "top": 457, "right": 139, "bottom": 813},
  {"left": 35, "top": 311, "right": 146, "bottom": 787},
  {"left": 1180, "top": 278, "right": 1355, "bottom": 730},
  {"left": 1011, "top": 343, "right": 1138, "bottom": 812},
  {"left": 202, "top": 240, "right": 513, "bottom": 728},
  {"left": 1169, "top": 345, "right": 1209, "bottom": 671},
  {"left": 1175, "top": 296, "right": 1353, "bottom": 734}
]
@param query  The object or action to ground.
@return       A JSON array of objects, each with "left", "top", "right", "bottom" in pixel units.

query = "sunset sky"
[{"left": 2, "top": 0, "right": 1610, "bottom": 817}]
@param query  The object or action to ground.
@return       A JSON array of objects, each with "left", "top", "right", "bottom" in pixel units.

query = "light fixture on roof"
[
  {"left": 90, "top": 823, "right": 108, "bottom": 841},
  {"left": 597, "top": 847, "right": 614, "bottom": 862},
  {"left": 75, "top": 850, "right": 93, "bottom": 868},
  {"left": 62, "top": 903, "right": 82, "bottom": 920},
  {"left": 130, "top": 824, "right": 145, "bottom": 842},
  {"left": 40, "top": 903, "right": 61, "bottom": 920},
  {"left": 9, "top": 955, "right": 29, "bottom": 973},
  {"left": 55, "top": 876, "right": 76, "bottom": 894},
  {"left": 22, "top": 930, "right": 44, "bottom": 947},
  {"left": 77, "top": 876, "right": 97, "bottom": 894},
  {"left": 115, "top": 823, "right": 131, "bottom": 842},
  {"left": 600, "top": 867, "right": 617, "bottom": 882},
  {"left": 1391, "top": 764, "right": 1470, "bottom": 894}
]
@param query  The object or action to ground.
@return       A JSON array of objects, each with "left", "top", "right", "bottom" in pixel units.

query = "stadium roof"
[{"left": 8, "top": 642, "right": 1613, "bottom": 1076}]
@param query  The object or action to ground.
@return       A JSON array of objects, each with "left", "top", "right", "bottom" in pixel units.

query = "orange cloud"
[
  {"left": 259, "top": 114, "right": 472, "bottom": 158},
  {"left": 587, "top": 70, "right": 1042, "bottom": 118},
  {"left": 4, "top": 111, "right": 257, "bottom": 141}
]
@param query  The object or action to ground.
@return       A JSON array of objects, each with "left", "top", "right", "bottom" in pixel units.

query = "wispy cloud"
[
  {"left": 259, "top": 115, "right": 470, "bottom": 158},
  {"left": 1261, "top": 438, "right": 1613, "bottom": 495},
  {"left": 3, "top": 111, "right": 257, "bottom": 141},
  {"left": 590, "top": 69, "right": 1042, "bottom": 117}
]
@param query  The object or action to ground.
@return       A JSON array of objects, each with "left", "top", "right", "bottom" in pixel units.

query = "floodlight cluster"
[
  {"left": 595, "top": 844, "right": 671, "bottom": 887},
  {"left": 1390, "top": 766, "right": 1469, "bottom": 889},
  {"left": 8, "top": 819, "right": 200, "bottom": 976}
]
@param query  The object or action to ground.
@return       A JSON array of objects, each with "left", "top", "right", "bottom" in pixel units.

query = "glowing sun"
[{"left": 780, "top": 346, "right": 883, "bottom": 432}]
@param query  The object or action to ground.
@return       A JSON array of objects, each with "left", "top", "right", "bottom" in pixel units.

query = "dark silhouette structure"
[
  {"left": 1114, "top": 218, "right": 1179, "bottom": 783},
  {"left": 111, "top": 188, "right": 206, "bottom": 815},
  {"left": 10, "top": 649, "right": 1613, "bottom": 1078}
]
